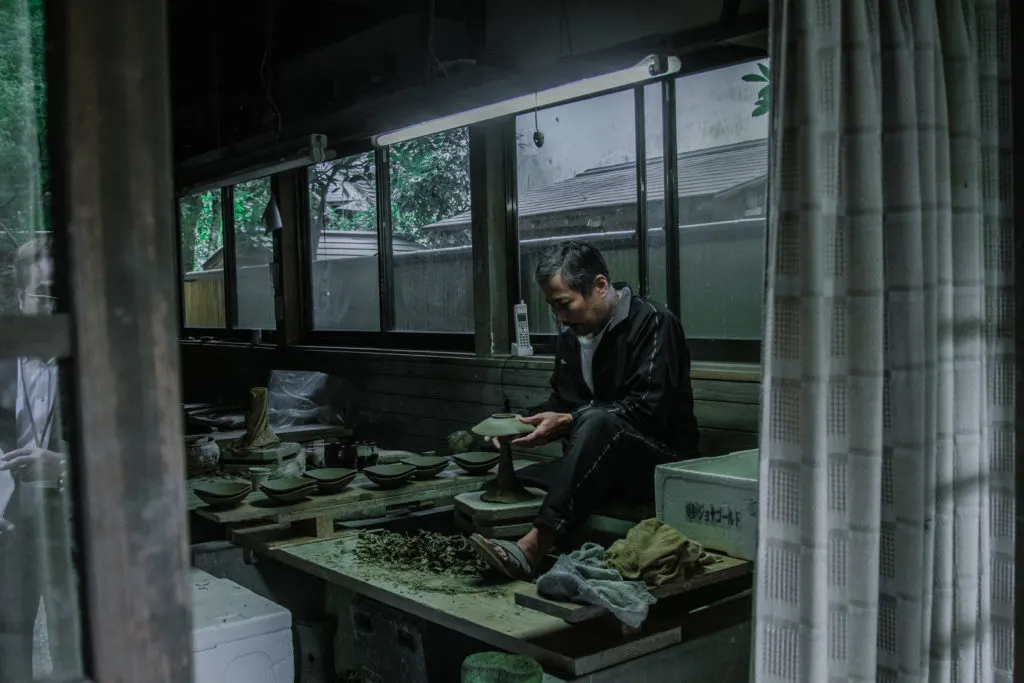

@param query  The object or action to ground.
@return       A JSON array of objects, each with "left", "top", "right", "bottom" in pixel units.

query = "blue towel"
[{"left": 535, "top": 542, "right": 656, "bottom": 628}]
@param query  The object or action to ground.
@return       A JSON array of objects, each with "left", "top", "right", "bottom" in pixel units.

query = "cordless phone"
[{"left": 511, "top": 301, "right": 534, "bottom": 356}]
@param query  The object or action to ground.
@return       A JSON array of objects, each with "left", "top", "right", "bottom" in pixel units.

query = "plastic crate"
[{"left": 654, "top": 449, "right": 758, "bottom": 560}]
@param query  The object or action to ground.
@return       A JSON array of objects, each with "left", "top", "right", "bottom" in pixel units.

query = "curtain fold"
[{"left": 754, "top": 0, "right": 1014, "bottom": 681}]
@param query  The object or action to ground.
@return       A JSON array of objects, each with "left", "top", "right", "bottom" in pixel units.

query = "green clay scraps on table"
[{"left": 354, "top": 530, "right": 488, "bottom": 576}]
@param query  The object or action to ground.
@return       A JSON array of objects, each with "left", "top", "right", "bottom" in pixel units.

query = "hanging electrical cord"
[{"left": 259, "top": 0, "right": 282, "bottom": 140}]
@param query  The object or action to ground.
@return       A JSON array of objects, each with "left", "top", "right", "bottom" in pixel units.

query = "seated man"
[{"left": 469, "top": 240, "right": 700, "bottom": 580}]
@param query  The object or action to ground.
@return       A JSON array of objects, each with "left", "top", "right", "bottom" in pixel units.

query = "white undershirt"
[
  {"left": 0, "top": 358, "right": 57, "bottom": 517},
  {"left": 578, "top": 330, "right": 604, "bottom": 394}
]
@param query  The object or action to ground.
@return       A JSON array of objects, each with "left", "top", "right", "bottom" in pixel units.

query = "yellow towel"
[{"left": 605, "top": 518, "right": 710, "bottom": 587}]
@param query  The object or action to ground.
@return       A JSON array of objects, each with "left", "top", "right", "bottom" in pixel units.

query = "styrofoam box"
[
  {"left": 654, "top": 449, "right": 758, "bottom": 561},
  {"left": 191, "top": 568, "right": 295, "bottom": 683}
]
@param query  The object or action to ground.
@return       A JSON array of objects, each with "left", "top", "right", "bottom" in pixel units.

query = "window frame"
[
  {"left": 297, "top": 141, "right": 476, "bottom": 352},
  {"left": 177, "top": 182, "right": 280, "bottom": 342},
  {"left": 506, "top": 53, "right": 767, "bottom": 363},
  {"left": 174, "top": 48, "right": 767, "bottom": 364}
]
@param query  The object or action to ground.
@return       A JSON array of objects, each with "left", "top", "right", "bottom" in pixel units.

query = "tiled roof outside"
[{"left": 427, "top": 138, "right": 767, "bottom": 230}]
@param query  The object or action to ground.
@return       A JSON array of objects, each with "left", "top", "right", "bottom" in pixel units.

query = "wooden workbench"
[
  {"left": 189, "top": 461, "right": 533, "bottom": 539},
  {"left": 237, "top": 530, "right": 752, "bottom": 678}
]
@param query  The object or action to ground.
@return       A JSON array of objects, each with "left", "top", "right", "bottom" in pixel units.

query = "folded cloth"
[
  {"left": 605, "top": 518, "right": 709, "bottom": 587},
  {"left": 535, "top": 542, "right": 656, "bottom": 628}
]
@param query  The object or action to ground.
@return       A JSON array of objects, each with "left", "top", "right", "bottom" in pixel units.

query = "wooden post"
[
  {"left": 52, "top": 0, "right": 193, "bottom": 679},
  {"left": 469, "top": 120, "right": 512, "bottom": 357}
]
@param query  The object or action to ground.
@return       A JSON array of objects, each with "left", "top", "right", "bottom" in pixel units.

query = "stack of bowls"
[
  {"left": 303, "top": 467, "right": 358, "bottom": 494},
  {"left": 193, "top": 481, "right": 251, "bottom": 510},
  {"left": 452, "top": 451, "right": 500, "bottom": 475},
  {"left": 362, "top": 463, "right": 417, "bottom": 489},
  {"left": 259, "top": 476, "right": 318, "bottom": 503},
  {"left": 401, "top": 455, "right": 450, "bottom": 480}
]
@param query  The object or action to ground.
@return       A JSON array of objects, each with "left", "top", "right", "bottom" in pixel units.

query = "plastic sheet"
[{"left": 266, "top": 370, "right": 347, "bottom": 429}]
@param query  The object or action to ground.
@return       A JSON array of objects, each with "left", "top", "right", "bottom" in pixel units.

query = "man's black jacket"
[{"left": 525, "top": 285, "right": 700, "bottom": 455}]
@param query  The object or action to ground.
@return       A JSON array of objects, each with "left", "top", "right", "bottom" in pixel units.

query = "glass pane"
[
  {"left": 649, "top": 60, "right": 769, "bottom": 340},
  {"left": 179, "top": 190, "right": 226, "bottom": 328},
  {"left": 1, "top": 361, "right": 84, "bottom": 681},
  {"left": 0, "top": 1, "right": 85, "bottom": 677},
  {"left": 644, "top": 82, "right": 665, "bottom": 297},
  {"left": 516, "top": 89, "right": 637, "bottom": 333},
  {"left": 389, "top": 128, "right": 472, "bottom": 333},
  {"left": 232, "top": 177, "right": 275, "bottom": 330},
  {"left": 308, "top": 152, "right": 380, "bottom": 331}
]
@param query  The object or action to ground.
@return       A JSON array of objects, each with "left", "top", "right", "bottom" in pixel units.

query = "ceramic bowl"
[
  {"left": 470, "top": 413, "right": 535, "bottom": 438},
  {"left": 195, "top": 490, "right": 249, "bottom": 509},
  {"left": 193, "top": 481, "right": 252, "bottom": 499},
  {"left": 401, "top": 455, "right": 449, "bottom": 479},
  {"left": 260, "top": 476, "right": 318, "bottom": 494},
  {"left": 305, "top": 467, "right": 358, "bottom": 483},
  {"left": 304, "top": 468, "right": 358, "bottom": 494},
  {"left": 453, "top": 451, "right": 500, "bottom": 475},
  {"left": 260, "top": 484, "right": 316, "bottom": 504},
  {"left": 363, "top": 463, "right": 416, "bottom": 489}
]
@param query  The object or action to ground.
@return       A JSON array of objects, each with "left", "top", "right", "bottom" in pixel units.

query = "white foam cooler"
[
  {"left": 655, "top": 448, "right": 759, "bottom": 561},
  {"left": 190, "top": 568, "right": 295, "bottom": 683}
]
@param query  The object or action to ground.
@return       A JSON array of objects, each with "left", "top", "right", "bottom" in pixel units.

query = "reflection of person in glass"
[{"left": 0, "top": 237, "right": 79, "bottom": 681}]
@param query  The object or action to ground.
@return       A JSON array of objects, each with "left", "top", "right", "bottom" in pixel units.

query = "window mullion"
[
  {"left": 221, "top": 184, "right": 238, "bottom": 329},
  {"left": 375, "top": 147, "right": 396, "bottom": 332},
  {"left": 662, "top": 78, "right": 681, "bottom": 317},
  {"left": 634, "top": 85, "right": 649, "bottom": 297}
]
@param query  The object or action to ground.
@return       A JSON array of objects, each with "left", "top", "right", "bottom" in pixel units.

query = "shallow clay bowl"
[
  {"left": 402, "top": 455, "right": 450, "bottom": 479},
  {"left": 453, "top": 451, "right": 499, "bottom": 475},
  {"left": 260, "top": 484, "right": 315, "bottom": 504},
  {"left": 304, "top": 468, "right": 358, "bottom": 494},
  {"left": 193, "top": 481, "right": 252, "bottom": 499},
  {"left": 305, "top": 468, "right": 358, "bottom": 483},
  {"left": 260, "top": 476, "right": 318, "bottom": 494},
  {"left": 363, "top": 463, "right": 416, "bottom": 489},
  {"left": 195, "top": 489, "right": 251, "bottom": 509}
]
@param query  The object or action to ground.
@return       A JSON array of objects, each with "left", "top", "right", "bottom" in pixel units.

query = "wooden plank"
[
  {"left": 357, "top": 396, "right": 758, "bottom": 437},
  {"left": 361, "top": 374, "right": 760, "bottom": 410},
  {"left": 692, "top": 401, "right": 759, "bottom": 433},
  {"left": 266, "top": 535, "right": 683, "bottom": 677},
  {"left": 60, "top": 0, "right": 193, "bottom": 678},
  {"left": 513, "top": 554, "right": 752, "bottom": 624},
  {"left": 698, "top": 427, "right": 758, "bottom": 456}
]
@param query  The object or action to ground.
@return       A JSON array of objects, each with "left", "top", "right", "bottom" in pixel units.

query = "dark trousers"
[
  {"left": 515, "top": 409, "right": 688, "bottom": 539},
  {"left": 0, "top": 489, "right": 82, "bottom": 682},
  {"left": 0, "top": 518, "right": 39, "bottom": 682}
]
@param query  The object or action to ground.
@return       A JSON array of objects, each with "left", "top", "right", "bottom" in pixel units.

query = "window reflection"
[{"left": 0, "top": 1, "right": 85, "bottom": 676}]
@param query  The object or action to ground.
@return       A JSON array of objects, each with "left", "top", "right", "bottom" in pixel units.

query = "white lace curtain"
[{"left": 754, "top": 1, "right": 1014, "bottom": 681}]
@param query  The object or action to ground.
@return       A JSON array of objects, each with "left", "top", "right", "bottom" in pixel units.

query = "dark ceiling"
[{"left": 169, "top": 0, "right": 484, "bottom": 163}]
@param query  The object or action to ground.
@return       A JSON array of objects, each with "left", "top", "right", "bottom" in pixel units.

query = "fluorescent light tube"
[{"left": 372, "top": 54, "right": 681, "bottom": 147}]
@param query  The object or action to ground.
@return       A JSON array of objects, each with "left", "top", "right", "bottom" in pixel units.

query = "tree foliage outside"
[
  {"left": 180, "top": 127, "right": 471, "bottom": 274},
  {"left": 389, "top": 127, "right": 470, "bottom": 247},
  {"left": 0, "top": 0, "right": 47, "bottom": 313},
  {"left": 742, "top": 62, "right": 771, "bottom": 118}
]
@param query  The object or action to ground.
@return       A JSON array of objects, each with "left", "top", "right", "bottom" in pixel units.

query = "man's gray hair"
[{"left": 534, "top": 240, "right": 610, "bottom": 298}]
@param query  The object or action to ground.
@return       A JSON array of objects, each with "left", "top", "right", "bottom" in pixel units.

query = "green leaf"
[
  {"left": 758, "top": 62, "right": 770, "bottom": 78},
  {"left": 758, "top": 86, "right": 768, "bottom": 99},
  {"left": 741, "top": 74, "right": 767, "bottom": 82},
  {"left": 752, "top": 104, "right": 770, "bottom": 117}
]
